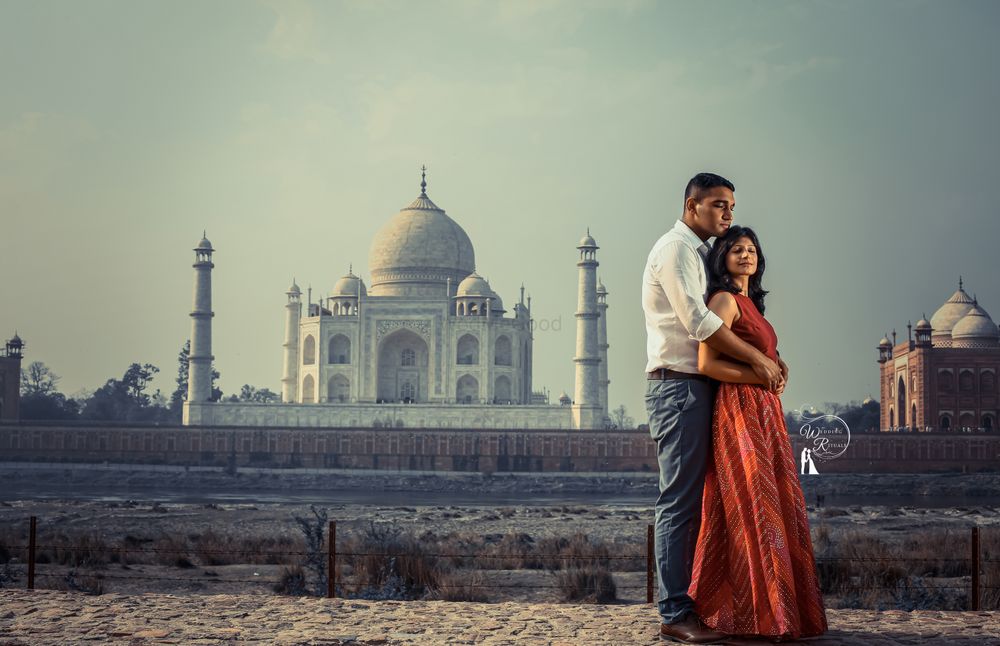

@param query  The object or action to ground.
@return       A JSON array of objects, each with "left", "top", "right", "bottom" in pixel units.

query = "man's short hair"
[{"left": 684, "top": 172, "right": 735, "bottom": 204}]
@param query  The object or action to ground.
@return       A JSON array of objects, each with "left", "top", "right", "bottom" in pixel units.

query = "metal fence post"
[
  {"left": 971, "top": 526, "right": 981, "bottom": 611},
  {"left": 327, "top": 520, "right": 336, "bottom": 599},
  {"left": 27, "top": 516, "right": 36, "bottom": 590},
  {"left": 647, "top": 523, "right": 654, "bottom": 604}
]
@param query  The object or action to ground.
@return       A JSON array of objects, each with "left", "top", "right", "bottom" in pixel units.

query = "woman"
[{"left": 687, "top": 225, "right": 827, "bottom": 640}]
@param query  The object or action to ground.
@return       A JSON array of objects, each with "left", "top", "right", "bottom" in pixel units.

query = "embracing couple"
[{"left": 641, "top": 173, "right": 828, "bottom": 643}]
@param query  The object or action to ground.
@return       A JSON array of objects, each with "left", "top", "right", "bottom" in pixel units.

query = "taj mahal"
[{"left": 182, "top": 170, "right": 612, "bottom": 430}]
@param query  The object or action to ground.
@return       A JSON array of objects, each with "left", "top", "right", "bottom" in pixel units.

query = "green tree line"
[{"left": 17, "top": 340, "right": 278, "bottom": 423}]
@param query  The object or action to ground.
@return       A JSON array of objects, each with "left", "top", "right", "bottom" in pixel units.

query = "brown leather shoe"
[{"left": 659, "top": 614, "right": 728, "bottom": 644}]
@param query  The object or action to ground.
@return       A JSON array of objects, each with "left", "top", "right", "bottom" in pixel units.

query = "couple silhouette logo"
[{"left": 800, "top": 447, "right": 821, "bottom": 474}]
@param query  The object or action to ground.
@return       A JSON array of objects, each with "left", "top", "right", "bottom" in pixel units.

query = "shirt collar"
[{"left": 673, "top": 219, "right": 711, "bottom": 259}]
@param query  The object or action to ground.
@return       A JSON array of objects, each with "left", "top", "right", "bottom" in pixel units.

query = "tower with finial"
[
  {"left": 572, "top": 227, "right": 602, "bottom": 429},
  {"left": 281, "top": 278, "right": 302, "bottom": 402},
  {"left": 596, "top": 278, "right": 611, "bottom": 424},
  {"left": 1, "top": 331, "right": 25, "bottom": 421},
  {"left": 185, "top": 232, "right": 215, "bottom": 419}
]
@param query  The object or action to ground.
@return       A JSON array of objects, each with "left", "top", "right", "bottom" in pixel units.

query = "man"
[{"left": 641, "top": 172, "right": 786, "bottom": 643}]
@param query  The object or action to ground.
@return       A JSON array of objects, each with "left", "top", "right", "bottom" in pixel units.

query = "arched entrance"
[
  {"left": 457, "top": 374, "right": 479, "bottom": 404},
  {"left": 328, "top": 374, "right": 350, "bottom": 402},
  {"left": 897, "top": 376, "right": 906, "bottom": 427},
  {"left": 376, "top": 328, "right": 429, "bottom": 403}
]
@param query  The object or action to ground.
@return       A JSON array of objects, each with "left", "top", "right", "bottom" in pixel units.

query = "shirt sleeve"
[{"left": 654, "top": 241, "right": 724, "bottom": 341}]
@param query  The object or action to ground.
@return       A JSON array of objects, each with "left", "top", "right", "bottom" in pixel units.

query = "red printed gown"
[{"left": 688, "top": 291, "right": 827, "bottom": 639}]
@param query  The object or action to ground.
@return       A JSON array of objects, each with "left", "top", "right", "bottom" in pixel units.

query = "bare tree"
[
  {"left": 610, "top": 405, "right": 635, "bottom": 430},
  {"left": 21, "top": 361, "right": 58, "bottom": 396}
]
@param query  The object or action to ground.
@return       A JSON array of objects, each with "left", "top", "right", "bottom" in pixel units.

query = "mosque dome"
[
  {"left": 930, "top": 283, "right": 976, "bottom": 337},
  {"left": 330, "top": 270, "right": 366, "bottom": 297},
  {"left": 578, "top": 229, "right": 597, "bottom": 248},
  {"left": 368, "top": 170, "right": 475, "bottom": 297},
  {"left": 456, "top": 272, "right": 493, "bottom": 297},
  {"left": 489, "top": 290, "right": 505, "bottom": 312},
  {"left": 596, "top": 280, "right": 607, "bottom": 296},
  {"left": 915, "top": 317, "right": 931, "bottom": 331},
  {"left": 951, "top": 304, "right": 999, "bottom": 345},
  {"left": 287, "top": 280, "right": 301, "bottom": 295},
  {"left": 878, "top": 336, "right": 891, "bottom": 348}
]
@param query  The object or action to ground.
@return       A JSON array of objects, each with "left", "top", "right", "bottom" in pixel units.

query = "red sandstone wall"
[{"left": 0, "top": 423, "right": 997, "bottom": 474}]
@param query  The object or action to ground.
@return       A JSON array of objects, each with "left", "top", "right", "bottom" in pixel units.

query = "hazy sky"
[{"left": 2, "top": 0, "right": 999, "bottom": 421}]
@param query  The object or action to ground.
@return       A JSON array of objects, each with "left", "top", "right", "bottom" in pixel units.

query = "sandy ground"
[{"left": 1, "top": 589, "right": 999, "bottom": 645}]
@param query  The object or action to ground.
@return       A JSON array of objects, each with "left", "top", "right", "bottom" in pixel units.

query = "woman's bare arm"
[{"left": 698, "top": 292, "right": 767, "bottom": 385}]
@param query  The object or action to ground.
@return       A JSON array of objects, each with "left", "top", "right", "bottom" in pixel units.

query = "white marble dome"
[
  {"left": 930, "top": 286, "right": 976, "bottom": 337},
  {"left": 951, "top": 304, "right": 999, "bottom": 345},
  {"left": 368, "top": 187, "right": 475, "bottom": 297},
  {"left": 456, "top": 272, "right": 492, "bottom": 297},
  {"left": 330, "top": 271, "right": 366, "bottom": 297}
]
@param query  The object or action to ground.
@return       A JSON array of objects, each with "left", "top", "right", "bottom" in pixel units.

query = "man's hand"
[{"left": 751, "top": 355, "right": 783, "bottom": 392}]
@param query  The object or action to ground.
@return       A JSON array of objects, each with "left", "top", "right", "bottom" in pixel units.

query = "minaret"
[
  {"left": 187, "top": 232, "right": 214, "bottom": 403},
  {"left": 281, "top": 279, "right": 302, "bottom": 403},
  {"left": 596, "top": 278, "right": 610, "bottom": 424},
  {"left": 572, "top": 228, "right": 602, "bottom": 429}
]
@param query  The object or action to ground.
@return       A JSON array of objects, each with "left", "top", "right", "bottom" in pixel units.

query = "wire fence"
[{"left": 1, "top": 517, "right": 998, "bottom": 609}]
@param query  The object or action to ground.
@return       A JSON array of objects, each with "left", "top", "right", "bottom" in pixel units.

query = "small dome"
[
  {"left": 558, "top": 391, "right": 571, "bottom": 404},
  {"left": 915, "top": 317, "right": 931, "bottom": 330},
  {"left": 578, "top": 229, "right": 597, "bottom": 248},
  {"left": 287, "top": 280, "right": 301, "bottom": 295},
  {"left": 489, "top": 291, "right": 505, "bottom": 312},
  {"left": 596, "top": 280, "right": 607, "bottom": 295},
  {"left": 863, "top": 396, "right": 875, "bottom": 406},
  {"left": 878, "top": 336, "right": 891, "bottom": 347},
  {"left": 930, "top": 284, "right": 976, "bottom": 337},
  {"left": 330, "top": 271, "right": 367, "bottom": 297},
  {"left": 195, "top": 232, "right": 213, "bottom": 250},
  {"left": 8, "top": 333, "right": 22, "bottom": 346},
  {"left": 951, "top": 305, "right": 999, "bottom": 340},
  {"left": 456, "top": 272, "right": 493, "bottom": 297}
]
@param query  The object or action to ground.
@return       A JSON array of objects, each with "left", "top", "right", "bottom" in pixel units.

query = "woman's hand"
[{"left": 778, "top": 355, "right": 788, "bottom": 394}]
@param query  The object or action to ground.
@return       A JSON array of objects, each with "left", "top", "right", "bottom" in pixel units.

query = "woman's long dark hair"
[{"left": 706, "top": 225, "right": 769, "bottom": 314}]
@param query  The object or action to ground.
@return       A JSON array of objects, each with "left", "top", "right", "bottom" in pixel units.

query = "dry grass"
[
  {"left": 339, "top": 521, "right": 446, "bottom": 600},
  {"left": 811, "top": 524, "right": 1000, "bottom": 610},
  {"left": 272, "top": 565, "right": 308, "bottom": 596},
  {"left": 2, "top": 515, "right": 997, "bottom": 609},
  {"left": 553, "top": 566, "right": 617, "bottom": 603}
]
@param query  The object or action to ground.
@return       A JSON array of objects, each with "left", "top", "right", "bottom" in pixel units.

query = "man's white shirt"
[{"left": 642, "top": 219, "right": 724, "bottom": 374}]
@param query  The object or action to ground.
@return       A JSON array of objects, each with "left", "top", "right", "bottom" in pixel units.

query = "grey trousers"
[{"left": 644, "top": 377, "right": 716, "bottom": 624}]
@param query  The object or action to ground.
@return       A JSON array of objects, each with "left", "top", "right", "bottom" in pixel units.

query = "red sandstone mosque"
[{"left": 878, "top": 278, "right": 1000, "bottom": 432}]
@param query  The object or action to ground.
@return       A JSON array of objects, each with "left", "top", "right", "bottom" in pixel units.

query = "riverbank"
[{"left": 2, "top": 462, "right": 999, "bottom": 503}]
